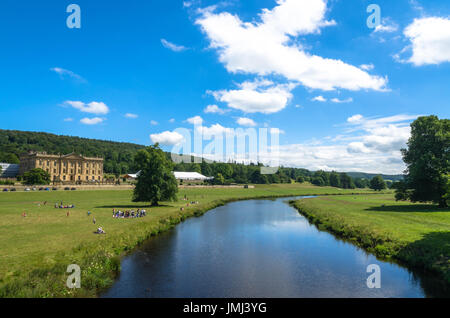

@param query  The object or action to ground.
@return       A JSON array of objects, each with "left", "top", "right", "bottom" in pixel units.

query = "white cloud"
[
  {"left": 125, "top": 113, "right": 138, "bottom": 119},
  {"left": 211, "top": 80, "right": 295, "bottom": 114},
  {"left": 51, "top": 67, "right": 85, "bottom": 82},
  {"left": 343, "top": 114, "right": 419, "bottom": 154},
  {"left": 196, "top": 123, "right": 234, "bottom": 138},
  {"left": 63, "top": 118, "right": 73, "bottom": 122},
  {"left": 260, "top": 114, "right": 418, "bottom": 174},
  {"left": 359, "top": 64, "right": 374, "bottom": 71},
  {"left": 347, "top": 114, "right": 363, "bottom": 123},
  {"left": 196, "top": 0, "right": 387, "bottom": 91},
  {"left": 236, "top": 117, "right": 257, "bottom": 127},
  {"left": 169, "top": 118, "right": 175, "bottom": 123},
  {"left": 402, "top": 17, "right": 450, "bottom": 66},
  {"left": 331, "top": 97, "right": 353, "bottom": 103},
  {"left": 80, "top": 117, "right": 104, "bottom": 125},
  {"left": 186, "top": 115, "right": 204, "bottom": 125},
  {"left": 374, "top": 18, "right": 399, "bottom": 33},
  {"left": 150, "top": 120, "right": 159, "bottom": 126},
  {"left": 150, "top": 131, "right": 185, "bottom": 146},
  {"left": 161, "top": 39, "right": 187, "bottom": 52},
  {"left": 64, "top": 101, "right": 109, "bottom": 115},
  {"left": 204, "top": 104, "right": 226, "bottom": 114},
  {"left": 311, "top": 95, "right": 326, "bottom": 102}
]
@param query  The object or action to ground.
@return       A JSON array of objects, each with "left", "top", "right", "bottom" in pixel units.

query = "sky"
[{"left": 0, "top": 0, "right": 449, "bottom": 174}]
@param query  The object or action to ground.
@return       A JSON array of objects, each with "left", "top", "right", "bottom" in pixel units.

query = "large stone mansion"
[{"left": 19, "top": 152, "right": 104, "bottom": 184}]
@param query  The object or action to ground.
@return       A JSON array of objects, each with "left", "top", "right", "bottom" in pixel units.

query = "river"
[{"left": 102, "top": 196, "right": 447, "bottom": 298}]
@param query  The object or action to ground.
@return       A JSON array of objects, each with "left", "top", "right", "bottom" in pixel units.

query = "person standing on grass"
[
  {"left": 93, "top": 217, "right": 96, "bottom": 225},
  {"left": 66, "top": 211, "right": 70, "bottom": 217}
]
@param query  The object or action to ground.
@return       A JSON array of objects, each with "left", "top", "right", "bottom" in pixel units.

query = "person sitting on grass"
[{"left": 96, "top": 227, "right": 106, "bottom": 234}]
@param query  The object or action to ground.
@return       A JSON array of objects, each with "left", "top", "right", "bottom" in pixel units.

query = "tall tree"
[
  {"left": 329, "top": 172, "right": 341, "bottom": 188},
  {"left": 370, "top": 175, "right": 387, "bottom": 191},
  {"left": 340, "top": 173, "right": 356, "bottom": 189},
  {"left": 133, "top": 144, "right": 178, "bottom": 206},
  {"left": 397, "top": 116, "right": 449, "bottom": 207}
]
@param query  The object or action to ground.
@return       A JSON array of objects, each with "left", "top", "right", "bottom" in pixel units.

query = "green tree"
[
  {"left": 329, "top": 172, "right": 341, "bottom": 188},
  {"left": 354, "top": 178, "right": 368, "bottom": 189},
  {"left": 213, "top": 173, "right": 225, "bottom": 185},
  {"left": 340, "top": 173, "right": 356, "bottom": 189},
  {"left": 132, "top": 144, "right": 178, "bottom": 206},
  {"left": 296, "top": 176, "right": 305, "bottom": 183},
  {"left": 396, "top": 116, "right": 449, "bottom": 207},
  {"left": 370, "top": 175, "right": 387, "bottom": 191},
  {"left": 22, "top": 168, "right": 51, "bottom": 185}
]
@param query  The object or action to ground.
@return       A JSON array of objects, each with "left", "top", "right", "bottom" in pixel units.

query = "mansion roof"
[{"left": 20, "top": 152, "right": 103, "bottom": 161}]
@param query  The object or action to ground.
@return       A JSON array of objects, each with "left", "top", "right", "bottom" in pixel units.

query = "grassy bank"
[
  {"left": 0, "top": 183, "right": 376, "bottom": 297},
  {"left": 290, "top": 195, "right": 450, "bottom": 285}
]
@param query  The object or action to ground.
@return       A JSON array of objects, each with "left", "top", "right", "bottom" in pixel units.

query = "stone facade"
[{"left": 19, "top": 152, "right": 103, "bottom": 184}]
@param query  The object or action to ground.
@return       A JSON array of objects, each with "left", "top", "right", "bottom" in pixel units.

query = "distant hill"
[
  {"left": 0, "top": 129, "right": 145, "bottom": 174},
  {"left": 346, "top": 172, "right": 404, "bottom": 182}
]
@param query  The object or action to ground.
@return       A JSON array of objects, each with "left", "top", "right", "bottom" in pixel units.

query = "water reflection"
[{"left": 102, "top": 196, "right": 448, "bottom": 298}]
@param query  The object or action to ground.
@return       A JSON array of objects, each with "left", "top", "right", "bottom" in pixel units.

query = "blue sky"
[{"left": 0, "top": 0, "right": 449, "bottom": 174}]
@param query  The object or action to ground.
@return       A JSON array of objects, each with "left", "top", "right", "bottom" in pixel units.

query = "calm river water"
[{"left": 102, "top": 196, "right": 448, "bottom": 298}]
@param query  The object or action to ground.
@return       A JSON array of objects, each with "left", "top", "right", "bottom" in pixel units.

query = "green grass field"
[
  {"left": 0, "top": 183, "right": 375, "bottom": 297},
  {"left": 291, "top": 195, "right": 450, "bottom": 284}
]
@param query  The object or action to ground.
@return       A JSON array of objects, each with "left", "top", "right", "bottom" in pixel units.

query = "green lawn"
[
  {"left": 0, "top": 183, "right": 375, "bottom": 297},
  {"left": 291, "top": 194, "right": 450, "bottom": 284}
]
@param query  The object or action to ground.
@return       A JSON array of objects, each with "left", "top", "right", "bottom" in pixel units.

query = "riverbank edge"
[
  {"left": 0, "top": 190, "right": 383, "bottom": 298},
  {"left": 289, "top": 199, "right": 450, "bottom": 286}
]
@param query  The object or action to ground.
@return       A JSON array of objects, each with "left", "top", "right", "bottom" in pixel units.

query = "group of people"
[
  {"left": 54, "top": 202, "right": 75, "bottom": 209},
  {"left": 112, "top": 208, "right": 147, "bottom": 219}
]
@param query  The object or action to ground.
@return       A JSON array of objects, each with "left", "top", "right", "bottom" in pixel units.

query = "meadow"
[
  {"left": 0, "top": 183, "right": 375, "bottom": 297},
  {"left": 291, "top": 195, "right": 450, "bottom": 286}
]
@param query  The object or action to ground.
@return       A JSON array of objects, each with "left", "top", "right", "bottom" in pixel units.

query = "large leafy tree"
[
  {"left": 370, "top": 175, "right": 387, "bottom": 191},
  {"left": 133, "top": 144, "right": 178, "bottom": 206},
  {"left": 329, "top": 172, "right": 341, "bottom": 188},
  {"left": 22, "top": 168, "right": 51, "bottom": 185},
  {"left": 340, "top": 173, "right": 356, "bottom": 189},
  {"left": 397, "top": 116, "right": 450, "bottom": 207}
]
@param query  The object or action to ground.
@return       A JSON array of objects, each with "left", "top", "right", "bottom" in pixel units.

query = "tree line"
[
  {"left": 0, "top": 129, "right": 145, "bottom": 175},
  {"left": 172, "top": 159, "right": 388, "bottom": 190},
  {"left": 0, "top": 129, "right": 391, "bottom": 190}
]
